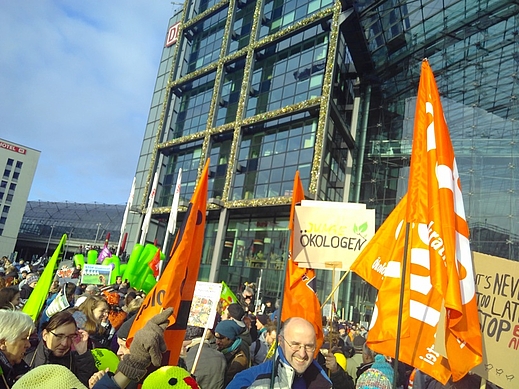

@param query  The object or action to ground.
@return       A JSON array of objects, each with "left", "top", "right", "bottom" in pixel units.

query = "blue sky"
[{"left": 0, "top": 1, "right": 177, "bottom": 204}]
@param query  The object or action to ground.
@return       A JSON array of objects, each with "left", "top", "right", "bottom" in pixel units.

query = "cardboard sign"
[
  {"left": 187, "top": 281, "right": 222, "bottom": 329},
  {"left": 81, "top": 264, "right": 112, "bottom": 286},
  {"left": 293, "top": 201, "right": 375, "bottom": 270},
  {"left": 470, "top": 252, "right": 519, "bottom": 388}
]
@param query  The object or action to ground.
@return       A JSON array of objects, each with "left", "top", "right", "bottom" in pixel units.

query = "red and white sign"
[
  {"left": 0, "top": 141, "right": 26, "bottom": 155},
  {"left": 166, "top": 22, "right": 181, "bottom": 47}
]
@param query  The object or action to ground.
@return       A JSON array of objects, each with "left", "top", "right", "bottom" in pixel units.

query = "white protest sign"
[
  {"left": 294, "top": 201, "right": 375, "bottom": 270},
  {"left": 188, "top": 281, "right": 222, "bottom": 329}
]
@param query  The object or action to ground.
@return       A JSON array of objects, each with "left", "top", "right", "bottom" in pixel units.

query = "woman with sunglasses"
[{"left": 24, "top": 310, "right": 97, "bottom": 387}]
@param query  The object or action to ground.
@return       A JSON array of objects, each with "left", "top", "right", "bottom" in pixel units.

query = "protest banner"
[
  {"left": 188, "top": 281, "right": 222, "bottom": 328},
  {"left": 471, "top": 252, "right": 519, "bottom": 388},
  {"left": 81, "top": 264, "right": 112, "bottom": 286},
  {"left": 293, "top": 200, "right": 375, "bottom": 270}
]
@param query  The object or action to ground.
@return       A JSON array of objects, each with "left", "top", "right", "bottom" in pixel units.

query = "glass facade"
[
  {"left": 127, "top": 0, "right": 519, "bottom": 320},
  {"left": 357, "top": 0, "right": 519, "bottom": 260}
]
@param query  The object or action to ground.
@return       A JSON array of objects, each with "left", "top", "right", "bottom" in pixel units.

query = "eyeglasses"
[
  {"left": 50, "top": 331, "right": 77, "bottom": 342},
  {"left": 280, "top": 335, "right": 315, "bottom": 353},
  {"left": 243, "top": 295, "right": 252, "bottom": 299}
]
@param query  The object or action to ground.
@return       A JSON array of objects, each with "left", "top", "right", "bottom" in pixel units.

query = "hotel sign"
[{"left": 0, "top": 141, "right": 26, "bottom": 155}]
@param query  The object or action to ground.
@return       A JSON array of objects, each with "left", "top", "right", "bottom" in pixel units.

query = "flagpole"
[
  {"left": 320, "top": 270, "right": 350, "bottom": 309},
  {"left": 117, "top": 177, "right": 135, "bottom": 256},
  {"left": 140, "top": 172, "right": 159, "bottom": 245},
  {"left": 162, "top": 169, "right": 182, "bottom": 252},
  {"left": 393, "top": 222, "right": 411, "bottom": 389}
]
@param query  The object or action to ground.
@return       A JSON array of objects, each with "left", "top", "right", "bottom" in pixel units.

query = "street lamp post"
[{"left": 45, "top": 225, "right": 55, "bottom": 256}]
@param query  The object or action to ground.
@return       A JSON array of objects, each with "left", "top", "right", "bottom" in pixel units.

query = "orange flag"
[
  {"left": 281, "top": 171, "right": 324, "bottom": 355},
  {"left": 148, "top": 248, "right": 161, "bottom": 278},
  {"left": 128, "top": 159, "right": 209, "bottom": 366},
  {"left": 350, "top": 60, "right": 482, "bottom": 383}
]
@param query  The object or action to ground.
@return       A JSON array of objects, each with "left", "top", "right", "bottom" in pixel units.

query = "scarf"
[{"left": 221, "top": 337, "right": 242, "bottom": 355}]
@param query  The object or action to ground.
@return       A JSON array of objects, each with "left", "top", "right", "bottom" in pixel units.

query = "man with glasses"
[{"left": 226, "top": 317, "right": 354, "bottom": 388}]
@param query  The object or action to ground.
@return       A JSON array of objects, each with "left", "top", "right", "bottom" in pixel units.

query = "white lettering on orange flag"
[{"left": 350, "top": 60, "right": 482, "bottom": 384}]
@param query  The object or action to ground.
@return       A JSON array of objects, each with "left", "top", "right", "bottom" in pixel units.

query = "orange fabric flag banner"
[
  {"left": 350, "top": 60, "right": 482, "bottom": 384},
  {"left": 128, "top": 159, "right": 209, "bottom": 366},
  {"left": 281, "top": 171, "right": 324, "bottom": 356},
  {"left": 148, "top": 248, "right": 161, "bottom": 278}
]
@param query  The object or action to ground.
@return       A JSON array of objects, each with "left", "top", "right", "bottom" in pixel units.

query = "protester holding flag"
[{"left": 88, "top": 308, "right": 173, "bottom": 389}]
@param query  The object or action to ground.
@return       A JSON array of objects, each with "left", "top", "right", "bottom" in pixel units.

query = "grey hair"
[
  {"left": 362, "top": 342, "right": 376, "bottom": 361},
  {"left": 0, "top": 310, "right": 35, "bottom": 342}
]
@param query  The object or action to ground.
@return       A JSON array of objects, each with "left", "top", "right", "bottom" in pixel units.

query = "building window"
[
  {"left": 216, "top": 59, "right": 245, "bottom": 126},
  {"left": 6, "top": 158, "right": 13, "bottom": 167},
  {"left": 170, "top": 72, "right": 216, "bottom": 139},
  {"left": 3, "top": 168, "right": 10, "bottom": 179},
  {"left": 15, "top": 161, "right": 22, "bottom": 169},
  {"left": 228, "top": 1, "right": 255, "bottom": 54},
  {"left": 259, "top": 0, "right": 333, "bottom": 38},
  {"left": 194, "top": 0, "right": 219, "bottom": 14},
  {"left": 208, "top": 133, "right": 233, "bottom": 200},
  {"left": 159, "top": 140, "right": 204, "bottom": 207},
  {"left": 232, "top": 113, "right": 316, "bottom": 200},
  {"left": 185, "top": 9, "right": 227, "bottom": 73},
  {"left": 247, "top": 24, "right": 329, "bottom": 117}
]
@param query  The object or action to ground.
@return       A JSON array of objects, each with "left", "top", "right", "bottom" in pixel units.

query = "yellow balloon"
[{"left": 334, "top": 352, "right": 347, "bottom": 371}]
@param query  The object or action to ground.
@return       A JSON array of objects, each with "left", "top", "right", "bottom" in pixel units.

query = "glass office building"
[{"left": 124, "top": 0, "right": 519, "bottom": 321}]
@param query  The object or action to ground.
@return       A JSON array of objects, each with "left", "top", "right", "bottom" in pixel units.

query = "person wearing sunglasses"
[{"left": 25, "top": 310, "right": 97, "bottom": 387}]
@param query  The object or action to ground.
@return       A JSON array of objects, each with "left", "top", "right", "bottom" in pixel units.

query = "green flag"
[
  {"left": 23, "top": 234, "right": 67, "bottom": 321},
  {"left": 219, "top": 281, "right": 238, "bottom": 311}
]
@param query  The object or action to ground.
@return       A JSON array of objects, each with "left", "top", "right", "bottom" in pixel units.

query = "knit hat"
[
  {"left": 26, "top": 273, "right": 39, "bottom": 286},
  {"left": 227, "top": 303, "right": 245, "bottom": 321},
  {"left": 215, "top": 319, "right": 242, "bottom": 340},
  {"left": 117, "top": 316, "right": 136, "bottom": 340},
  {"left": 184, "top": 325, "right": 204, "bottom": 341},
  {"left": 256, "top": 314, "right": 269, "bottom": 326},
  {"left": 142, "top": 366, "right": 200, "bottom": 389},
  {"left": 226, "top": 303, "right": 246, "bottom": 327},
  {"left": 353, "top": 335, "right": 366, "bottom": 352},
  {"left": 371, "top": 354, "right": 394, "bottom": 383},
  {"left": 356, "top": 367, "right": 392, "bottom": 389},
  {"left": 12, "top": 364, "right": 87, "bottom": 389}
]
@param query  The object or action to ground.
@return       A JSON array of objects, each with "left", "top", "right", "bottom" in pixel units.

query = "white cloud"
[{"left": 0, "top": 0, "right": 175, "bottom": 204}]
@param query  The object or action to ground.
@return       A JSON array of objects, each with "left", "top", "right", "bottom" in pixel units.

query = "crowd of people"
[{"left": 0, "top": 256, "right": 498, "bottom": 389}]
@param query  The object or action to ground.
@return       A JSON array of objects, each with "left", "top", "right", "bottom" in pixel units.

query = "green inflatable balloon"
[
  {"left": 102, "top": 255, "right": 121, "bottom": 284},
  {"left": 87, "top": 250, "right": 98, "bottom": 264},
  {"left": 73, "top": 254, "right": 85, "bottom": 268},
  {"left": 91, "top": 348, "right": 119, "bottom": 372}
]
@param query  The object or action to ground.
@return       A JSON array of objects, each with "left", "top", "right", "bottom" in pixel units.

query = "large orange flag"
[
  {"left": 350, "top": 60, "right": 482, "bottom": 383},
  {"left": 128, "top": 159, "right": 209, "bottom": 365},
  {"left": 281, "top": 171, "right": 324, "bottom": 355}
]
